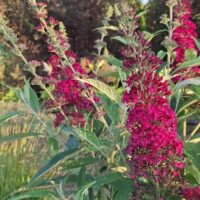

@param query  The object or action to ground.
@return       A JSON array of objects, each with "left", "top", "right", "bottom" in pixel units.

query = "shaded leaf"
[
  {"left": 113, "top": 178, "right": 133, "bottom": 200},
  {"left": 63, "top": 157, "right": 98, "bottom": 171},
  {"left": 94, "top": 173, "right": 123, "bottom": 187},
  {"left": 31, "top": 148, "right": 78, "bottom": 182}
]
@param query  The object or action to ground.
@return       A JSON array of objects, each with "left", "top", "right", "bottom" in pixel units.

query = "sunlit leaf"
[{"left": 78, "top": 78, "right": 120, "bottom": 103}]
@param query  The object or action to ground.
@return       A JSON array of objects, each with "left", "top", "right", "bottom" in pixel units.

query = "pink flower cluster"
[
  {"left": 34, "top": 2, "right": 96, "bottom": 127},
  {"left": 172, "top": 0, "right": 200, "bottom": 82},
  {"left": 47, "top": 53, "right": 94, "bottom": 127},
  {"left": 121, "top": 8, "right": 184, "bottom": 190},
  {"left": 182, "top": 186, "right": 200, "bottom": 200}
]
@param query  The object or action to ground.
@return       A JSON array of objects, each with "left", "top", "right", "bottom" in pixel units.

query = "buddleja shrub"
[{"left": 0, "top": 0, "right": 200, "bottom": 199}]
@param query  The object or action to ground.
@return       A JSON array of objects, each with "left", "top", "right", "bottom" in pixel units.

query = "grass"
[{"left": 0, "top": 102, "right": 49, "bottom": 199}]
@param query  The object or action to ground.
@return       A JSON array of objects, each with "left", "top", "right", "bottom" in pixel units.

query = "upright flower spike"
[
  {"left": 172, "top": 0, "right": 200, "bottom": 82},
  {"left": 31, "top": 1, "right": 97, "bottom": 127},
  {"left": 120, "top": 5, "right": 184, "bottom": 198}
]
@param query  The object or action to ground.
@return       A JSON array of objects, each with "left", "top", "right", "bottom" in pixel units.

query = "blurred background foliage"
[{"left": 0, "top": 0, "right": 200, "bottom": 99}]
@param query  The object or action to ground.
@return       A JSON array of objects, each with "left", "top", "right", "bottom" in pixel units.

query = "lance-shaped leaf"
[
  {"left": 31, "top": 148, "right": 78, "bottom": 182},
  {"left": 78, "top": 78, "right": 120, "bottom": 103}
]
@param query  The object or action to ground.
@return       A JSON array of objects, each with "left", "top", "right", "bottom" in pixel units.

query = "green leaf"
[
  {"left": 184, "top": 163, "right": 200, "bottom": 184},
  {"left": 194, "top": 38, "right": 200, "bottom": 51},
  {"left": 143, "top": 31, "right": 154, "bottom": 41},
  {"left": 185, "top": 49, "right": 197, "bottom": 61},
  {"left": 0, "top": 111, "right": 23, "bottom": 124},
  {"left": 74, "top": 181, "right": 96, "bottom": 200},
  {"left": 118, "top": 68, "right": 127, "bottom": 83},
  {"left": 97, "top": 93, "right": 120, "bottom": 124},
  {"left": 78, "top": 78, "right": 120, "bottom": 103},
  {"left": 143, "top": 30, "right": 166, "bottom": 42},
  {"left": 157, "top": 50, "right": 167, "bottom": 59},
  {"left": 80, "top": 130, "right": 102, "bottom": 150},
  {"left": 175, "top": 78, "right": 200, "bottom": 90},
  {"left": 31, "top": 148, "right": 78, "bottom": 182},
  {"left": 190, "top": 85, "right": 200, "bottom": 98},
  {"left": 185, "top": 139, "right": 200, "bottom": 168},
  {"left": 0, "top": 132, "right": 44, "bottom": 144},
  {"left": 172, "top": 57, "right": 200, "bottom": 74},
  {"left": 113, "top": 178, "right": 133, "bottom": 200},
  {"left": 20, "top": 79, "right": 41, "bottom": 113},
  {"left": 111, "top": 36, "right": 128, "bottom": 45},
  {"left": 7, "top": 190, "right": 55, "bottom": 200},
  {"left": 137, "top": 10, "right": 147, "bottom": 17},
  {"left": 104, "top": 57, "right": 126, "bottom": 83},
  {"left": 104, "top": 56, "right": 122, "bottom": 68},
  {"left": 94, "top": 173, "right": 123, "bottom": 187},
  {"left": 63, "top": 157, "right": 98, "bottom": 170}
]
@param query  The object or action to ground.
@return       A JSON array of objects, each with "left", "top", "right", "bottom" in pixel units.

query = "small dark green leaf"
[
  {"left": 94, "top": 173, "right": 123, "bottom": 187},
  {"left": 113, "top": 178, "right": 133, "bottom": 200}
]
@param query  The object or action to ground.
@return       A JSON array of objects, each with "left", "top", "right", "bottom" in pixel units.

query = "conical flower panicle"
[
  {"left": 120, "top": 6, "right": 184, "bottom": 197},
  {"left": 33, "top": 2, "right": 97, "bottom": 127}
]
